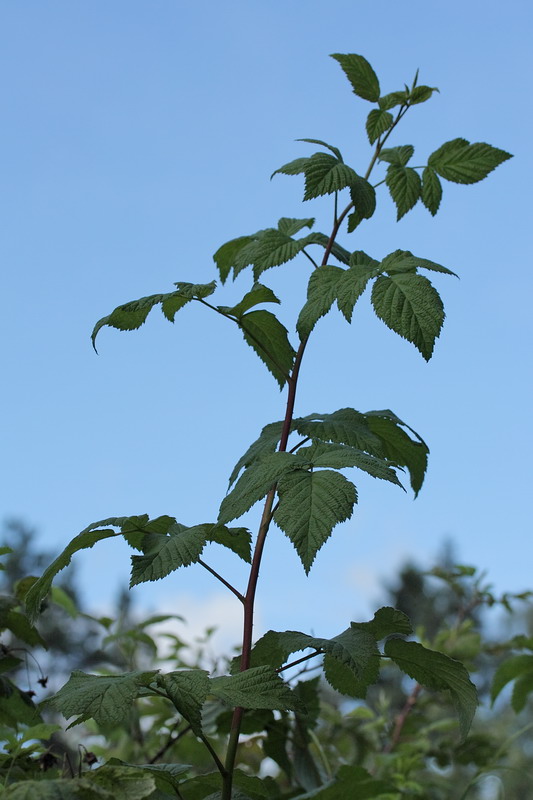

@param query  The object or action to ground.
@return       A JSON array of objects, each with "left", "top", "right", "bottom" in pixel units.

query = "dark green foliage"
[{"left": 8, "top": 50, "right": 514, "bottom": 800}]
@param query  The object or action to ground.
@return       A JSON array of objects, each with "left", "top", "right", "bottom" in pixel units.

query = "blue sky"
[{"left": 1, "top": 1, "right": 531, "bottom": 648}]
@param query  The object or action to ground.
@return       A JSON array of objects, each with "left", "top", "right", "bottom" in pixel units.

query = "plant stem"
[
  {"left": 382, "top": 682, "right": 422, "bottom": 753},
  {"left": 276, "top": 649, "right": 323, "bottom": 673},
  {"left": 198, "top": 559, "right": 245, "bottom": 603}
]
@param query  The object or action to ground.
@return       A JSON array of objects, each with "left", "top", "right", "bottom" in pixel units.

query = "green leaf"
[
  {"left": 293, "top": 764, "right": 394, "bottom": 799},
  {"left": 409, "top": 85, "right": 439, "bottom": 105},
  {"left": 380, "top": 248, "right": 458, "bottom": 277},
  {"left": 351, "top": 606, "right": 413, "bottom": 639},
  {"left": 491, "top": 654, "right": 533, "bottom": 712},
  {"left": 323, "top": 651, "right": 380, "bottom": 698},
  {"left": 366, "top": 108, "right": 393, "bottom": 144},
  {"left": 385, "top": 638, "right": 478, "bottom": 740},
  {"left": 211, "top": 666, "right": 301, "bottom": 711},
  {"left": 106, "top": 761, "right": 191, "bottom": 794},
  {"left": 91, "top": 282, "right": 217, "bottom": 349},
  {"left": 48, "top": 670, "right": 158, "bottom": 727},
  {"left": 271, "top": 156, "right": 310, "bottom": 179},
  {"left": 294, "top": 408, "right": 384, "bottom": 455},
  {"left": 378, "top": 90, "right": 408, "bottom": 110},
  {"left": 219, "top": 451, "right": 297, "bottom": 524},
  {"left": 421, "top": 167, "right": 443, "bottom": 215},
  {"left": 428, "top": 138, "right": 512, "bottom": 184},
  {"left": 4, "top": 610, "right": 46, "bottom": 648},
  {"left": 385, "top": 164, "right": 421, "bottom": 219},
  {"left": 130, "top": 523, "right": 209, "bottom": 586},
  {"left": 347, "top": 177, "right": 377, "bottom": 231},
  {"left": 220, "top": 284, "right": 280, "bottom": 319},
  {"left": 251, "top": 227, "right": 322, "bottom": 280},
  {"left": 274, "top": 469, "right": 357, "bottom": 573},
  {"left": 302, "top": 153, "right": 361, "bottom": 201},
  {"left": 2, "top": 781, "right": 82, "bottom": 799},
  {"left": 205, "top": 524, "right": 252, "bottom": 563},
  {"left": 228, "top": 420, "right": 284, "bottom": 488},
  {"left": 335, "top": 256, "right": 380, "bottom": 321},
  {"left": 277, "top": 216, "right": 315, "bottom": 236},
  {"left": 158, "top": 669, "right": 210, "bottom": 736},
  {"left": 297, "top": 266, "right": 345, "bottom": 338},
  {"left": 371, "top": 272, "right": 445, "bottom": 360},
  {"left": 364, "top": 412, "right": 428, "bottom": 496},
  {"left": 25, "top": 522, "right": 122, "bottom": 622},
  {"left": 378, "top": 145, "right": 414, "bottom": 166},
  {"left": 294, "top": 441, "right": 403, "bottom": 487},
  {"left": 239, "top": 309, "right": 295, "bottom": 388},
  {"left": 308, "top": 232, "right": 351, "bottom": 265},
  {"left": 84, "top": 765, "right": 157, "bottom": 800},
  {"left": 330, "top": 53, "right": 380, "bottom": 102},
  {"left": 214, "top": 236, "right": 256, "bottom": 284},
  {"left": 297, "top": 139, "right": 343, "bottom": 161}
]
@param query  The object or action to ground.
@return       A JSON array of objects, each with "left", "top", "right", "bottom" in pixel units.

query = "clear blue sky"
[{"left": 1, "top": 1, "right": 531, "bottom": 647}]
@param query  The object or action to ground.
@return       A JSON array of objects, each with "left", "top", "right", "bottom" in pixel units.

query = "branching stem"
[{"left": 198, "top": 559, "right": 245, "bottom": 603}]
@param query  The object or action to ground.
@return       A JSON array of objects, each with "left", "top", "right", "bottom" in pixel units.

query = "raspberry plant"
[{"left": 20, "top": 53, "right": 511, "bottom": 799}]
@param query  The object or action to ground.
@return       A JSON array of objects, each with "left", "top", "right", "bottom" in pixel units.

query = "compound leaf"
[
  {"left": 294, "top": 441, "right": 402, "bottom": 487},
  {"left": 214, "top": 237, "right": 255, "bottom": 283},
  {"left": 303, "top": 153, "right": 361, "bottom": 201},
  {"left": 274, "top": 469, "right": 357, "bottom": 573},
  {"left": 221, "top": 284, "right": 280, "bottom": 319},
  {"left": 351, "top": 607, "right": 413, "bottom": 639},
  {"left": 428, "top": 138, "right": 512, "bottom": 184},
  {"left": 294, "top": 408, "right": 383, "bottom": 455},
  {"left": 205, "top": 524, "right": 252, "bottom": 563},
  {"left": 371, "top": 273, "right": 444, "bottom": 360},
  {"left": 409, "top": 85, "right": 439, "bottom": 105},
  {"left": 385, "top": 638, "right": 478, "bottom": 739},
  {"left": 364, "top": 412, "right": 428, "bottom": 496},
  {"left": 330, "top": 53, "right": 380, "bottom": 102},
  {"left": 378, "top": 145, "right": 414, "bottom": 166}
]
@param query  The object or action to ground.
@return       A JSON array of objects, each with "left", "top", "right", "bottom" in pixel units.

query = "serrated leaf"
[
  {"left": 335, "top": 259, "right": 379, "bottom": 321},
  {"left": 378, "top": 91, "right": 408, "bottom": 111},
  {"left": 91, "top": 282, "right": 216, "bottom": 349},
  {"left": 158, "top": 669, "right": 210, "bottom": 736},
  {"left": 385, "top": 164, "right": 421, "bottom": 220},
  {"left": 409, "top": 85, "right": 438, "bottom": 105},
  {"left": 303, "top": 153, "right": 361, "bottom": 201},
  {"left": 297, "top": 266, "right": 345, "bottom": 338},
  {"left": 106, "top": 760, "right": 191, "bottom": 794},
  {"left": 351, "top": 607, "right": 413, "bottom": 639},
  {"left": 364, "top": 412, "right": 428, "bottom": 496},
  {"left": 213, "top": 237, "right": 257, "bottom": 284},
  {"left": 297, "top": 139, "right": 343, "bottom": 161},
  {"left": 294, "top": 408, "right": 384, "bottom": 455},
  {"left": 428, "top": 138, "right": 512, "bottom": 184},
  {"left": 85, "top": 765, "right": 156, "bottom": 800},
  {"left": 330, "top": 53, "right": 380, "bottom": 102},
  {"left": 271, "top": 156, "right": 310, "bottom": 179},
  {"left": 294, "top": 441, "right": 403, "bottom": 487},
  {"left": 205, "top": 524, "right": 252, "bottom": 563},
  {"left": 239, "top": 309, "right": 295, "bottom": 388},
  {"left": 277, "top": 217, "right": 315, "bottom": 236},
  {"left": 323, "top": 652, "right": 380, "bottom": 699},
  {"left": 293, "top": 765, "right": 393, "bottom": 799},
  {"left": 211, "top": 666, "right": 301, "bottom": 711},
  {"left": 221, "top": 283, "right": 280, "bottom": 319},
  {"left": 308, "top": 232, "right": 351, "bottom": 265},
  {"left": 2, "top": 781, "right": 83, "bottom": 799},
  {"left": 380, "top": 248, "right": 457, "bottom": 277},
  {"left": 219, "top": 451, "right": 297, "bottom": 524},
  {"left": 371, "top": 273, "right": 444, "bottom": 360},
  {"left": 25, "top": 524, "right": 122, "bottom": 622},
  {"left": 4, "top": 610, "right": 46, "bottom": 648},
  {"left": 130, "top": 523, "right": 208, "bottom": 586},
  {"left": 48, "top": 670, "right": 158, "bottom": 727},
  {"left": 378, "top": 145, "right": 414, "bottom": 166},
  {"left": 228, "top": 420, "right": 284, "bottom": 488},
  {"left": 274, "top": 469, "right": 357, "bottom": 573},
  {"left": 491, "top": 654, "right": 533, "bottom": 711},
  {"left": 385, "top": 639, "right": 478, "bottom": 739},
  {"left": 421, "top": 167, "right": 443, "bottom": 215},
  {"left": 348, "top": 176, "right": 376, "bottom": 232},
  {"left": 366, "top": 108, "right": 393, "bottom": 144},
  {"left": 252, "top": 228, "right": 322, "bottom": 280}
]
